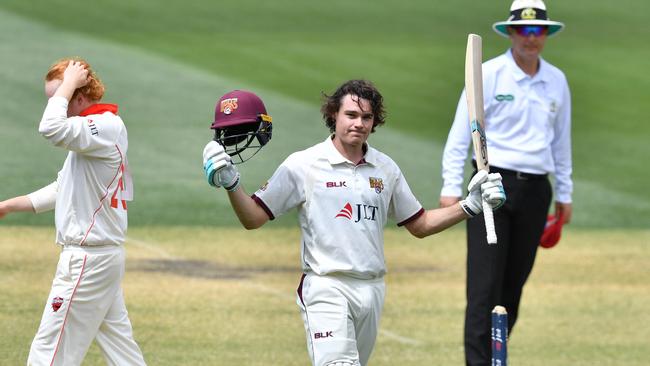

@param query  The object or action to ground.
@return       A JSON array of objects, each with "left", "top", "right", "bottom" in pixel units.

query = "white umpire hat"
[{"left": 493, "top": 0, "right": 565, "bottom": 38}]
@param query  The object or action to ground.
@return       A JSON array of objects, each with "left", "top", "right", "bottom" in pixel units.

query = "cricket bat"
[{"left": 465, "top": 34, "right": 497, "bottom": 244}]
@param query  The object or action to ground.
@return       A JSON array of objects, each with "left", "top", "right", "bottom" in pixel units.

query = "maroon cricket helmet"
[
  {"left": 210, "top": 90, "right": 272, "bottom": 164},
  {"left": 540, "top": 213, "right": 565, "bottom": 249}
]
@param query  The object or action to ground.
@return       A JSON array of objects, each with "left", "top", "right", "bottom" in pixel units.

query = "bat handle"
[{"left": 482, "top": 200, "right": 497, "bottom": 244}]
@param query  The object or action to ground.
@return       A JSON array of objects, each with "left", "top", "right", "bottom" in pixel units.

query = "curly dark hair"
[{"left": 321, "top": 79, "right": 386, "bottom": 133}]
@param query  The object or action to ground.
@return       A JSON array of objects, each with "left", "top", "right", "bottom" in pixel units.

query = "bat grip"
[{"left": 482, "top": 200, "right": 497, "bottom": 244}]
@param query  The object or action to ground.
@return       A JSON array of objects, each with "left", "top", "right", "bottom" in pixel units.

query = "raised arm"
[
  {"left": 404, "top": 203, "right": 468, "bottom": 238},
  {"left": 406, "top": 171, "right": 505, "bottom": 238},
  {"left": 203, "top": 141, "right": 269, "bottom": 229}
]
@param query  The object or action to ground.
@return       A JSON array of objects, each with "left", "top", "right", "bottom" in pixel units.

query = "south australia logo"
[{"left": 52, "top": 296, "right": 64, "bottom": 312}]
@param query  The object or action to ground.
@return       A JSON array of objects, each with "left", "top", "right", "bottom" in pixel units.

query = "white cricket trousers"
[
  {"left": 297, "top": 272, "right": 385, "bottom": 366},
  {"left": 27, "top": 245, "right": 146, "bottom": 366}
]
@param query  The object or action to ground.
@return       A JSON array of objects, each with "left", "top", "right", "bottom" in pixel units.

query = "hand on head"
[{"left": 62, "top": 61, "right": 90, "bottom": 90}]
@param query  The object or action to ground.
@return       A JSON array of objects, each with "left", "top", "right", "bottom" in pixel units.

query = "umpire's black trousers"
[{"left": 464, "top": 165, "right": 552, "bottom": 366}]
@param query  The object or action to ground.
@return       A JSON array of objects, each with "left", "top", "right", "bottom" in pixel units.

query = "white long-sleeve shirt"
[
  {"left": 28, "top": 96, "right": 132, "bottom": 246},
  {"left": 441, "top": 49, "right": 573, "bottom": 203}
]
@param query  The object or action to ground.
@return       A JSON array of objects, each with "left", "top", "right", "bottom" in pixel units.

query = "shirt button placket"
[{"left": 353, "top": 165, "right": 363, "bottom": 194}]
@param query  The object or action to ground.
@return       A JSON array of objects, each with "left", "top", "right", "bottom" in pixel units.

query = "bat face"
[
  {"left": 465, "top": 33, "right": 497, "bottom": 244},
  {"left": 465, "top": 34, "right": 489, "bottom": 171}
]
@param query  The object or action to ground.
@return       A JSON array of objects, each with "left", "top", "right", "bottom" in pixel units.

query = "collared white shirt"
[
  {"left": 28, "top": 96, "right": 132, "bottom": 246},
  {"left": 441, "top": 49, "right": 573, "bottom": 203},
  {"left": 253, "top": 136, "right": 423, "bottom": 279}
]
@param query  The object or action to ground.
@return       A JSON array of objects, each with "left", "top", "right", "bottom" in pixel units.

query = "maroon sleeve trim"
[
  {"left": 397, "top": 207, "right": 424, "bottom": 227},
  {"left": 252, "top": 194, "right": 275, "bottom": 220}
]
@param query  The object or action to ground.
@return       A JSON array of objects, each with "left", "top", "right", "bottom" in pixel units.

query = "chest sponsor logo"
[
  {"left": 220, "top": 98, "right": 238, "bottom": 115},
  {"left": 369, "top": 177, "right": 383, "bottom": 193},
  {"left": 495, "top": 94, "right": 514, "bottom": 102},
  {"left": 335, "top": 202, "right": 379, "bottom": 222},
  {"left": 52, "top": 296, "right": 64, "bottom": 312},
  {"left": 326, "top": 181, "right": 347, "bottom": 188}
]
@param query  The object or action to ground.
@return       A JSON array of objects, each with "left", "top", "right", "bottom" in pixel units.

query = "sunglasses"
[{"left": 512, "top": 25, "right": 548, "bottom": 37}]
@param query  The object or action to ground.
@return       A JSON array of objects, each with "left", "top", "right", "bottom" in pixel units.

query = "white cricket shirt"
[
  {"left": 253, "top": 136, "right": 423, "bottom": 279},
  {"left": 441, "top": 49, "right": 573, "bottom": 203},
  {"left": 28, "top": 96, "right": 132, "bottom": 246}
]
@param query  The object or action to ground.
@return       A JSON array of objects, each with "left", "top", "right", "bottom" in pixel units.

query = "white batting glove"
[
  {"left": 481, "top": 173, "right": 506, "bottom": 210},
  {"left": 202, "top": 141, "right": 240, "bottom": 191},
  {"left": 460, "top": 171, "right": 506, "bottom": 217},
  {"left": 460, "top": 170, "right": 488, "bottom": 217}
]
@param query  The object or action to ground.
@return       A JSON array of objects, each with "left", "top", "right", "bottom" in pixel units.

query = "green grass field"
[
  {"left": 0, "top": 0, "right": 649, "bottom": 228},
  {"left": 1, "top": 0, "right": 649, "bottom": 364},
  {"left": 1, "top": 226, "right": 648, "bottom": 365}
]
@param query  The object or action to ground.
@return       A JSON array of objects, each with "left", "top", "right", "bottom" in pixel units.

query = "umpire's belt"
[{"left": 472, "top": 161, "right": 548, "bottom": 181}]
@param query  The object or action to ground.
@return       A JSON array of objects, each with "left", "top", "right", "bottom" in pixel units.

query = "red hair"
[{"left": 45, "top": 57, "right": 105, "bottom": 101}]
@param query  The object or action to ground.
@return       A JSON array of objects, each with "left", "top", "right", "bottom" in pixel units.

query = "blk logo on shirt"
[
  {"left": 314, "top": 331, "right": 333, "bottom": 339},
  {"left": 326, "top": 181, "right": 347, "bottom": 188},
  {"left": 335, "top": 202, "right": 379, "bottom": 222}
]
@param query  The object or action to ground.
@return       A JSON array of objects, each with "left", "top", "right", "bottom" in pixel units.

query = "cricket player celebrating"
[
  {"left": 0, "top": 59, "right": 146, "bottom": 365},
  {"left": 203, "top": 80, "right": 506, "bottom": 366}
]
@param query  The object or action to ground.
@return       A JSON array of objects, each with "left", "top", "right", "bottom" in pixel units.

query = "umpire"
[{"left": 439, "top": 0, "right": 572, "bottom": 365}]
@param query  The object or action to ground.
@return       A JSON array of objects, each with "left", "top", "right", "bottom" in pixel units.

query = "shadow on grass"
[{"left": 129, "top": 259, "right": 447, "bottom": 280}]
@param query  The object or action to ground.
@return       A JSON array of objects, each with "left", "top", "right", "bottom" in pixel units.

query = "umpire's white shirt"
[
  {"left": 254, "top": 136, "right": 423, "bottom": 279},
  {"left": 28, "top": 96, "right": 132, "bottom": 246},
  {"left": 442, "top": 49, "right": 573, "bottom": 203}
]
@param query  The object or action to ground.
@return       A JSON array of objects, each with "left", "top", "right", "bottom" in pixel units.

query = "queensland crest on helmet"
[{"left": 211, "top": 90, "right": 273, "bottom": 164}]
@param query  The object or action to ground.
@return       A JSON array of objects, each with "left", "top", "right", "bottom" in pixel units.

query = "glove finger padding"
[
  {"left": 467, "top": 170, "right": 488, "bottom": 192},
  {"left": 203, "top": 141, "right": 233, "bottom": 188},
  {"left": 460, "top": 170, "right": 489, "bottom": 217},
  {"left": 481, "top": 173, "right": 506, "bottom": 209},
  {"left": 203, "top": 141, "right": 231, "bottom": 165}
]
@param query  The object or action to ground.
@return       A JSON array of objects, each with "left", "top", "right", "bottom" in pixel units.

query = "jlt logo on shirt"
[
  {"left": 87, "top": 119, "right": 99, "bottom": 136},
  {"left": 335, "top": 202, "right": 379, "bottom": 222}
]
